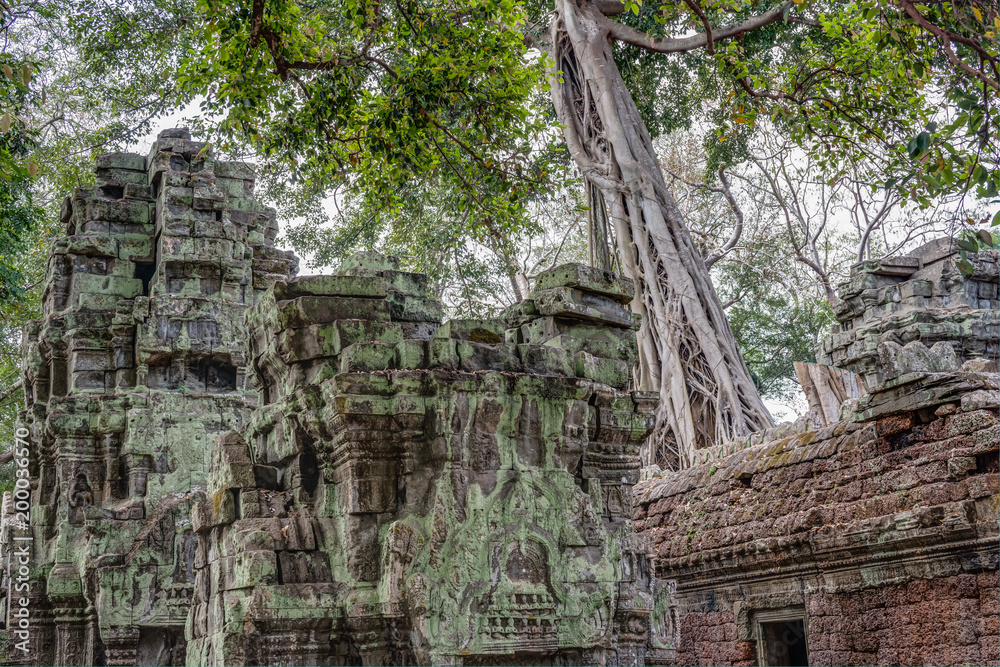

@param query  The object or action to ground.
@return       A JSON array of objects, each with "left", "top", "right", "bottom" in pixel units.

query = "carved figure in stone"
[{"left": 69, "top": 473, "right": 93, "bottom": 509}]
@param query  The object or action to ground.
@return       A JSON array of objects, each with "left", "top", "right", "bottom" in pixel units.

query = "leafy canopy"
[{"left": 182, "top": 0, "right": 559, "bottom": 254}]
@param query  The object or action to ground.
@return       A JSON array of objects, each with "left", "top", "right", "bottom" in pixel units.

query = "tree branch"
[
  {"left": 604, "top": 1, "right": 791, "bottom": 54},
  {"left": 0, "top": 379, "right": 23, "bottom": 407},
  {"left": 593, "top": 0, "right": 626, "bottom": 16},
  {"left": 664, "top": 167, "right": 744, "bottom": 267},
  {"left": 894, "top": 0, "right": 999, "bottom": 90},
  {"left": 681, "top": 0, "right": 715, "bottom": 55},
  {"left": 704, "top": 170, "right": 744, "bottom": 268}
]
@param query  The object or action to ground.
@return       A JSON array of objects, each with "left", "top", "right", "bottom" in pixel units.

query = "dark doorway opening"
[
  {"left": 761, "top": 619, "right": 808, "bottom": 666},
  {"left": 134, "top": 261, "right": 156, "bottom": 296}
]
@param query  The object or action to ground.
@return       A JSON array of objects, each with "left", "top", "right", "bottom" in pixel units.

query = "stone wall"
[
  {"left": 634, "top": 241, "right": 999, "bottom": 667},
  {"left": 186, "top": 259, "right": 674, "bottom": 666},
  {"left": 0, "top": 129, "right": 296, "bottom": 665},
  {"left": 1, "top": 134, "right": 675, "bottom": 666},
  {"left": 5, "top": 130, "right": 997, "bottom": 667},
  {"left": 635, "top": 396, "right": 999, "bottom": 666},
  {"left": 817, "top": 238, "right": 998, "bottom": 388}
]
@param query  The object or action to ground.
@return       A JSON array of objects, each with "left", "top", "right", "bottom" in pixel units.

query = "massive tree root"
[{"left": 548, "top": 0, "right": 772, "bottom": 469}]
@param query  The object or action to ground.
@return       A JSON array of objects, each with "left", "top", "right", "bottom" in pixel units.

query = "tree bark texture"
[
  {"left": 794, "top": 361, "right": 866, "bottom": 428},
  {"left": 548, "top": 0, "right": 773, "bottom": 469}
]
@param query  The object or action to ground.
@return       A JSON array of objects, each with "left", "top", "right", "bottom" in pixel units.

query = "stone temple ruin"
[
  {"left": 0, "top": 130, "right": 673, "bottom": 666},
  {"left": 0, "top": 130, "right": 997, "bottom": 667},
  {"left": 635, "top": 242, "right": 999, "bottom": 666}
]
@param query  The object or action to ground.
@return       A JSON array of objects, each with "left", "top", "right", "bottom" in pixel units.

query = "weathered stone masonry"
[
  {"left": 2, "top": 132, "right": 676, "bottom": 666},
  {"left": 3, "top": 130, "right": 997, "bottom": 667},
  {"left": 2, "top": 128, "right": 298, "bottom": 665},
  {"left": 634, "top": 240, "right": 999, "bottom": 667},
  {"left": 185, "top": 258, "right": 676, "bottom": 666}
]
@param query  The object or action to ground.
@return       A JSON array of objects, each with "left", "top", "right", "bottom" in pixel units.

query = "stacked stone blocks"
[
  {"left": 3, "top": 129, "right": 296, "bottom": 666},
  {"left": 186, "top": 254, "right": 675, "bottom": 666},
  {"left": 634, "top": 238, "right": 1000, "bottom": 667},
  {"left": 818, "top": 239, "right": 998, "bottom": 388}
]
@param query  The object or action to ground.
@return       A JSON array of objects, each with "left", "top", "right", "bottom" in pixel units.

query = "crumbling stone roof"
[{"left": 633, "top": 238, "right": 999, "bottom": 667}]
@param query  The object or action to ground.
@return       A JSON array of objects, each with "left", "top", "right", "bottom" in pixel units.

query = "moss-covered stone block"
[
  {"left": 434, "top": 318, "right": 505, "bottom": 344},
  {"left": 273, "top": 275, "right": 388, "bottom": 301},
  {"left": 341, "top": 267, "right": 431, "bottom": 297},
  {"left": 533, "top": 287, "right": 640, "bottom": 329},
  {"left": 543, "top": 332, "right": 638, "bottom": 363},
  {"left": 340, "top": 341, "right": 398, "bottom": 373},
  {"left": 575, "top": 351, "right": 630, "bottom": 388},
  {"left": 385, "top": 293, "right": 444, "bottom": 323},
  {"left": 518, "top": 344, "right": 574, "bottom": 376},
  {"left": 339, "top": 251, "right": 400, "bottom": 272},
  {"left": 97, "top": 152, "right": 147, "bottom": 172},
  {"left": 429, "top": 338, "right": 460, "bottom": 369},
  {"left": 535, "top": 263, "right": 635, "bottom": 304},
  {"left": 456, "top": 341, "right": 523, "bottom": 372},
  {"left": 397, "top": 340, "right": 430, "bottom": 369},
  {"left": 275, "top": 296, "right": 391, "bottom": 328}
]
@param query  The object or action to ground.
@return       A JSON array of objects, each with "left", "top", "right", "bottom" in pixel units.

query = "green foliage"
[
  {"left": 0, "top": 0, "right": 992, "bottom": 434},
  {"left": 181, "top": 0, "right": 559, "bottom": 252},
  {"left": 0, "top": 0, "right": 197, "bottom": 305},
  {"left": 0, "top": 52, "right": 43, "bottom": 306},
  {"left": 717, "top": 0, "right": 998, "bottom": 215},
  {"left": 18, "top": 0, "right": 198, "bottom": 197},
  {"left": 728, "top": 287, "right": 834, "bottom": 400},
  {"left": 955, "top": 226, "right": 1000, "bottom": 275}
]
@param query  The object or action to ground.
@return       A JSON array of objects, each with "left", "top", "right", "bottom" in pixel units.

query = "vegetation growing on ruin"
[{"left": 0, "top": 0, "right": 996, "bottom": 469}]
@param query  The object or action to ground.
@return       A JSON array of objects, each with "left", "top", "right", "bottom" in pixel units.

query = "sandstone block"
[
  {"left": 339, "top": 251, "right": 400, "bottom": 272},
  {"left": 575, "top": 351, "right": 630, "bottom": 388},
  {"left": 385, "top": 293, "right": 443, "bottom": 323},
  {"left": 339, "top": 341, "right": 397, "bottom": 373},
  {"left": 518, "top": 344, "right": 574, "bottom": 377},
  {"left": 534, "top": 263, "right": 635, "bottom": 304},
  {"left": 273, "top": 275, "right": 387, "bottom": 301},
  {"left": 533, "top": 287, "right": 640, "bottom": 329},
  {"left": 275, "top": 296, "right": 390, "bottom": 328},
  {"left": 434, "top": 319, "right": 505, "bottom": 344}
]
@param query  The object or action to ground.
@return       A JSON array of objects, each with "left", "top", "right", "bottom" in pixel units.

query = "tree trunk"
[{"left": 547, "top": 0, "right": 772, "bottom": 469}]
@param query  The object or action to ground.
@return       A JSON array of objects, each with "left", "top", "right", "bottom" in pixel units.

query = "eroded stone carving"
[
  {"left": 187, "top": 255, "right": 673, "bottom": 665},
  {"left": 817, "top": 238, "right": 999, "bottom": 387},
  {"left": 0, "top": 129, "right": 296, "bottom": 665},
  {"left": 635, "top": 240, "right": 999, "bottom": 667},
  {"left": 0, "top": 132, "right": 674, "bottom": 667}
]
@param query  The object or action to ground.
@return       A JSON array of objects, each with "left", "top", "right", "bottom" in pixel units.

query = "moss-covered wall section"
[
  {"left": 188, "top": 260, "right": 676, "bottom": 666},
  {"left": 2, "top": 129, "right": 296, "bottom": 666},
  {"left": 635, "top": 240, "right": 1000, "bottom": 667}
]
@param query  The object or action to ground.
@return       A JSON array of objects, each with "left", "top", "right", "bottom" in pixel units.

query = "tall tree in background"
[
  {"left": 546, "top": 0, "right": 996, "bottom": 465},
  {"left": 0, "top": 11, "right": 43, "bottom": 307},
  {"left": 181, "top": 0, "right": 793, "bottom": 468},
  {"left": 656, "top": 127, "right": 954, "bottom": 409},
  {"left": 179, "top": 0, "right": 996, "bottom": 468},
  {"left": 546, "top": 0, "right": 787, "bottom": 466}
]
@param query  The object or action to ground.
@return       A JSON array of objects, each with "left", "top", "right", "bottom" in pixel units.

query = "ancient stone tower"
[
  {"left": 3, "top": 129, "right": 297, "bottom": 664},
  {"left": 1, "top": 132, "right": 676, "bottom": 666}
]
